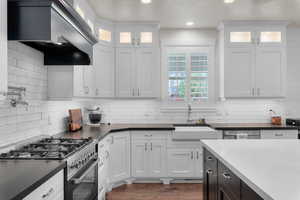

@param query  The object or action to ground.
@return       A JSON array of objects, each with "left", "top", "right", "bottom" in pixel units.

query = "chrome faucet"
[{"left": 187, "top": 103, "right": 193, "bottom": 123}]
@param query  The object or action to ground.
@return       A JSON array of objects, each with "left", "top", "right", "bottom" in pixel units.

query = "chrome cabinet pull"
[
  {"left": 206, "top": 169, "right": 213, "bottom": 174},
  {"left": 132, "top": 88, "right": 135, "bottom": 96},
  {"left": 197, "top": 151, "right": 199, "bottom": 160},
  {"left": 207, "top": 156, "right": 213, "bottom": 161},
  {"left": 42, "top": 188, "right": 54, "bottom": 198},
  {"left": 275, "top": 133, "right": 284, "bottom": 137},
  {"left": 151, "top": 143, "right": 153, "bottom": 151},
  {"left": 222, "top": 172, "right": 231, "bottom": 180},
  {"left": 191, "top": 152, "right": 194, "bottom": 160},
  {"left": 132, "top": 38, "right": 136, "bottom": 46}
]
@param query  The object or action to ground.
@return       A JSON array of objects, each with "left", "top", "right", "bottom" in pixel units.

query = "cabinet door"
[
  {"left": 148, "top": 141, "right": 167, "bottom": 177},
  {"left": 255, "top": 46, "right": 285, "bottom": 97},
  {"left": 0, "top": 0, "right": 7, "bottom": 100},
  {"left": 82, "top": 66, "right": 96, "bottom": 97},
  {"left": 225, "top": 28, "right": 254, "bottom": 47},
  {"left": 94, "top": 44, "right": 115, "bottom": 97},
  {"left": 109, "top": 132, "right": 131, "bottom": 183},
  {"left": 136, "top": 48, "right": 159, "bottom": 97},
  {"left": 73, "top": 66, "right": 85, "bottom": 97},
  {"left": 194, "top": 149, "right": 203, "bottom": 178},
  {"left": 116, "top": 48, "right": 136, "bottom": 97},
  {"left": 167, "top": 149, "right": 195, "bottom": 177},
  {"left": 115, "top": 25, "right": 135, "bottom": 47},
  {"left": 132, "top": 141, "right": 149, "bottom": 177},
  {"left": 225, "top": 47, "right": 255, "bottom": 97}
]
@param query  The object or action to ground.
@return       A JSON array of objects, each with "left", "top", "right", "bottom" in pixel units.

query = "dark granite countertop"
[
  {"left": 0, "top": 160, "right": 66, "bottom": 200},
  {"left": 60, "top": 123, "right": 175, "bottom": 141},
  {"left": 58, "top": 123, "right": 299, "bottom": 141},
  {"left": 209, "top": 123, "right": 299, "bottom": 130}
]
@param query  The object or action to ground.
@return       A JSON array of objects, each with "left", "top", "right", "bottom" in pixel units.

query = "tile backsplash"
[{"left": 0, "top": 42, "right": 87, "bottom": 147}]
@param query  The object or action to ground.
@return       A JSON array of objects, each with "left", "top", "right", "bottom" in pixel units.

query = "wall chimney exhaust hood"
[{"left": 8, "top": 0, "right": 98, "bottom": 65}]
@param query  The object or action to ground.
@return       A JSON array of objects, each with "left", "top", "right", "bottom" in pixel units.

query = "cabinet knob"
[
  {"left": 207, "top": 156, "right": 213, "bottom": 161},
  {"left": 222, "top": 172, "right": 231, "bottom": 180}
]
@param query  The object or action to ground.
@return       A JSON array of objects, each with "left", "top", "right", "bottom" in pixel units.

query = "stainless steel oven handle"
[{"left": 71, "top": 158, "right": 99, "bottom": 185}]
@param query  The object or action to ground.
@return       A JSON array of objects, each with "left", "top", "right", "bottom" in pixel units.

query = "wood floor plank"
[{"left": 106, "top": 183, "right": 203, "bottom": 200}]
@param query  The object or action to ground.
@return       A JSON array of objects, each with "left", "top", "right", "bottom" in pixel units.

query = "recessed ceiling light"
[
  {"left": 141, "top": 0, "right": 152, "bottom": 4},
  {"left": 186, "top": 21, "right": 195, "bottom": 26},
  {"left": 224, "top": 0, "right": 235, "bottom": 3}
]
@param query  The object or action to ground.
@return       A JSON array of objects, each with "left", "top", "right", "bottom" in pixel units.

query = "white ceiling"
[{"left": 87, "top": 0, "right": 300, "bottom": 28}]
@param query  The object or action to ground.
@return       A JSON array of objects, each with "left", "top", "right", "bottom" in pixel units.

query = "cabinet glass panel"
[
  {"left": 99, "top": 29, "right": 112, "bottom": 42},
  {"left": 120, "top": 32, "right": 132, "bottom": 44},
  {"left": 168, "top": 53, "right": 186, "bottom": 101},
  {"left": 190, "top": 53, "right": 208, "bottom": 101},
  {"left": 230, "top": 32, "right": 251, "bottom": 43},
  {"left": 140, "top": 32, "right": 153, "bottom": 43},
  {"left": 260, "top": 32, "right": 282, "bottom": 43}
]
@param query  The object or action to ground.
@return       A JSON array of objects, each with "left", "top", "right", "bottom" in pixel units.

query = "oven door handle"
[{"left": 71, "top": 158, "right": 99, "bottom": 185}]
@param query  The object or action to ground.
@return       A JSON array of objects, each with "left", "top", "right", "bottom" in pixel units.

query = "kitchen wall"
[
  {"left": 90, "top": 27, "right": 300, "bottom": 124},
  {"left": 0, "top": 42, "right": 87, "bottom": 147}
]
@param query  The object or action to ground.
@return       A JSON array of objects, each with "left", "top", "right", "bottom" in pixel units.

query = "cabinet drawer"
[
  {"left": 261, "top": 130, "right": 298, "bottom": 139},
  {"left": 218, "top": 162, "right": 240, "bottom": 200},
  {"left": 24, "top": 170, "right": 64, "bottom": 200},
  {"left": 131, "top": 131, "right": 168, "bottom": 140},
  {"left": 204, "top": 149, "right": 217, "bottom": 171}
]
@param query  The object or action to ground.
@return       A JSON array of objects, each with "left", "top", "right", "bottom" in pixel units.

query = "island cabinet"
[{"left": 203, "top": 148, "right": 263, "bottom": 200}]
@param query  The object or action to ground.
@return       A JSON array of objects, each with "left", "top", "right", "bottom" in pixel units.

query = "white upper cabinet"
[
  {"left": 115, "top": 23, "right": 159, "bottom": 47},
  {"left": 94, "top": 44, "right": 115, "bottom": 97},
  {"left": 220, "top": 21, "right": 288, "bottom": 98},
  {"left": 0, "top": 0, "right": 7, "bottom": 100},
  {"left": 116, "top": 48, "right": 136, "bottom": 97},
  {"left": 116, "top": 47, "right": 159, "bottom": 98},
  {"left": 115, "top": 23, "right": 160, "bottom": 98}
]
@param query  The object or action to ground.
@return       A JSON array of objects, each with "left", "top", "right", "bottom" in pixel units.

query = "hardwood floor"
[{"left": 106, "top": 183, "right": 203, "bottom": 200}]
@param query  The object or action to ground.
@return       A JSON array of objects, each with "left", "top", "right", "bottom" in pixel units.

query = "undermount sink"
[{"left": 172, "top": 125, "right": 220, "bottom": 140}]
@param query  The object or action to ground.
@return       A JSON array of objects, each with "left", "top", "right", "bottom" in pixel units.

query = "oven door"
[{"left": 67, "top": 158, "right": 99, "bottom": 200}]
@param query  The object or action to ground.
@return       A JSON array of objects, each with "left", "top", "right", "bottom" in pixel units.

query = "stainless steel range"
[{"left": 0, "top": 137, "right": 99, "bottom": 200}]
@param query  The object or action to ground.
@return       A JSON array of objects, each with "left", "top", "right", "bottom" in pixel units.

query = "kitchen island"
[{"left": 201, "top": 140, "right": 300, "bottom": 200}]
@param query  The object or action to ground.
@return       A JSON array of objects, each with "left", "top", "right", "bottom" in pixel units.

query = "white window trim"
[{"left": 161, "top": 44, "right": 216, "bottom": 109}]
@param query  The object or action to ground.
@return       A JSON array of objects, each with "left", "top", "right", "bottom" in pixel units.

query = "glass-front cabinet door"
[
  {"left": 256, "top": 27, "right": 286, "bottom": 47},
  {"left": 225, "top": 27, "right": 254, "bottom": 47}
]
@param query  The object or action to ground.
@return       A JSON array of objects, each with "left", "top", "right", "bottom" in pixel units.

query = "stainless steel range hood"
[{"left": 8, "top": 0, "right": 98, "bottom": 65}]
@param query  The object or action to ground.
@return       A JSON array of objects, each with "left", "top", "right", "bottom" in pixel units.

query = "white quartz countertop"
[{"left": 201, "top": 140, "right": 300, "bottom": 200}]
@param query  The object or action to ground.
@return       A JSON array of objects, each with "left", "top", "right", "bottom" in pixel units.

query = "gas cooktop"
[{"left": 0, "top": 137, "right": 93, "bottom": 160}]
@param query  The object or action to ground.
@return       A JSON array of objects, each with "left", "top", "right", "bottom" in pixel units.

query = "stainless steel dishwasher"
[{"left": 223, "top": 130, "right": 261, "bottom": 139}]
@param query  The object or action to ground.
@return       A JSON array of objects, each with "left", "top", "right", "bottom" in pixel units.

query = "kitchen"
[{"left": 1, "top": 0, "right": 300, "bottom": 199}]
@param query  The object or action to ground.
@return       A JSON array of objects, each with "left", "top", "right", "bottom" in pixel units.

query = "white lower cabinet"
[
  {"left": 23, "top": 170, "right": 64, "bottom": 200},
  {"left": 167, "top": 148, "right": 203, "bottom": 178},
  {"left": 131, "top": 132, "right": 167, "bottom": 178},
  {"left": 261, "top": 130, "right": 298, "bottom": 139},
  {"left": 109, "top": 132, "right": 131, "bottom": 183}
]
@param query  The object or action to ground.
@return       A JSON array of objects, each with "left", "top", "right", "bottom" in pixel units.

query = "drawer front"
[
  {"left": 218, "top": 162, "right": 240, "bottom": 200},
  {"left": 261, "top": 130, "right": 298, "bottom": 139},
  {"left": 24, "top": 170, "right": 64, "bottom": 200},
  {"left": 131, "top": 131, "right": 168, "bottom": 141}
]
